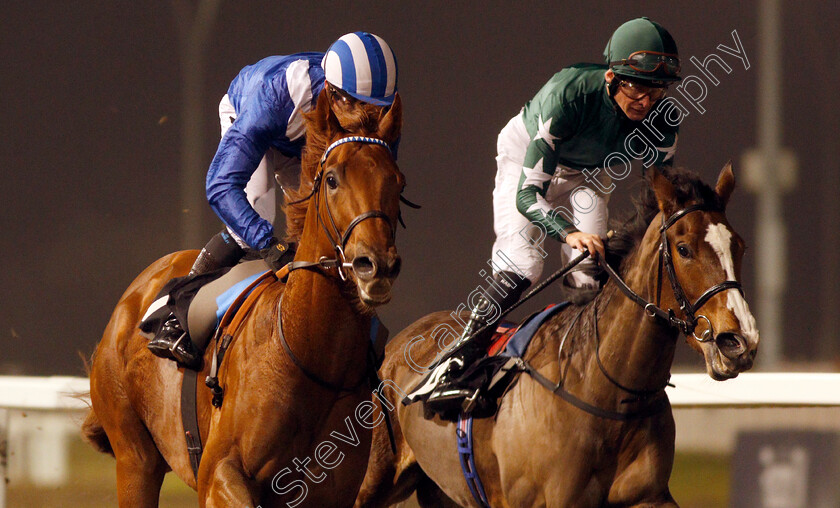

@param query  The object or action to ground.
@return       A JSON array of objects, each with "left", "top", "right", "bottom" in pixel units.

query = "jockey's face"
[
  {"left": 326, "top": 83, "right": 360, "bottom": 113},
  {"left": 324, "top": 82, "right": 387, "bottom": 130},
  {"left": 605, "top": 70, "right": 665, "bottom": 122}
]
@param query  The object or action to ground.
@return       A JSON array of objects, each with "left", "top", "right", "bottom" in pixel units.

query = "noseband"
[
  {"left": 286, "top": 136, "right": 396, "bottom": 281},
  {"left": 603, "top": 203, "right": 744, "bottom": 340}
]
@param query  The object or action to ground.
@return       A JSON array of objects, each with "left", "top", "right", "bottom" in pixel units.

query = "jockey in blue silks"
[{"left": 148, "top": 32, "right": 399, "bottom": 365}]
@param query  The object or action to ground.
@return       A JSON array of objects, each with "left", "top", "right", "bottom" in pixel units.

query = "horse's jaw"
[
  {"left": 356, "top": 280, "right": 394, "bottom": 306},
  {"left": 697, "top": 338, "right": 756, "bottom": 380}
]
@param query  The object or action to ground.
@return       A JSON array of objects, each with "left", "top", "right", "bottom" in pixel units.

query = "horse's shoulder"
[
  {"left": 523, "top": 304, "right": 586, "bottom": 363},
  {"left": 381, "top": 310, "right": 460, "bottom": 377}
]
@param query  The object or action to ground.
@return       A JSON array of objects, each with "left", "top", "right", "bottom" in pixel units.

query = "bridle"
[
  {"left": 274, "top": 135, "right": 404, "bottom": 394},
  {"left": 602, "top": 203, "right": 744, "bottom": 341},
  {"left": 285, "top": 135, "right": 400, "bottom": 281}
]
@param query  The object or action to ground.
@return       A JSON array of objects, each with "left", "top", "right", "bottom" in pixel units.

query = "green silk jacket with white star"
[{"left": 517, "top": 63, "right": 679, "bottom": 240}]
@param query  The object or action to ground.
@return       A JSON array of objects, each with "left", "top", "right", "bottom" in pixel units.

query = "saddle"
[
  {"left": 423, "top": 303, "right": 571, "bottom": 420},
  {"left": 139, "top": 260, "right": 282, "bottom": 359}
]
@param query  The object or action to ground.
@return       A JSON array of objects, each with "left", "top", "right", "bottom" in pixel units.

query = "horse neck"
[
  {"left": 278, "top": 212, "right": 371, "bottom": 387},
  {"left": 584, "top": 233, "right": 679, "bottom": 398}
]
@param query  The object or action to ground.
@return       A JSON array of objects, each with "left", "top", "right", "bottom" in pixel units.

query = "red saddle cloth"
[
  {"left": 485, "top": 304, "right": 563, "bottom": 357},
  {"left": 486, "top": 322, "right": 519, "bottom": 357}
]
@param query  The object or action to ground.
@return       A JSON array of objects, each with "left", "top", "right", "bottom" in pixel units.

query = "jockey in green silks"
[{"left": 425, "top": 17, "right": 683, "bottom": 416}]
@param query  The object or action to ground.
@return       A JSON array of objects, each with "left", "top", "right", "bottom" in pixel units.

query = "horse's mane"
[
  {"left": 604, "top": 166, "right": 724, "bottom": 271},
  {"left": 282, "top": 95, "right": 389, "bottom": 243}
]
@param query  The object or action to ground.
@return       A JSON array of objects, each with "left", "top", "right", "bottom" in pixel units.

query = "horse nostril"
[
  {"left": 352, "top": 256, "right": 377, "bottom": 280},
  {"left": 715, "top": 332, "right": 747, "bottom": 359}
]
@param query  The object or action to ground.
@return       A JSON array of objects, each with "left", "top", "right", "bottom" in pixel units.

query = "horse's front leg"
[
  {"left": 198, "top": 452, "right": 259, "bottom": 508},
  {"left": 608, "top": 415, "right": 678, "bottom": 508}
]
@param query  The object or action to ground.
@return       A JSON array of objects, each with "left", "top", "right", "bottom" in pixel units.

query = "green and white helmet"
[{"left": 604, "top": 17, "right": 681, "bottom": 85}]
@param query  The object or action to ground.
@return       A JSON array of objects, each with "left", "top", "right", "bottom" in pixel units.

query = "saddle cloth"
[
  {"left": 140, "top": 260, "right": 390, "bottom": 365},
  {"left": 139, "top": 261, "right": 272, "bottom": 351},
  {"left": 404, "top": 303, "right": 571, "bottom": 419},
  {"left": 467, "top": 303, "right": 570, "bottom": 384}
]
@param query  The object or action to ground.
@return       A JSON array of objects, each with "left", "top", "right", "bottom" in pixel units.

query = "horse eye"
[
  {"left": 326, "top": 174, "right": 338, "bottom": 189},
  {"left": 677, "top": 244, "right": 691, "bottom": 258}
]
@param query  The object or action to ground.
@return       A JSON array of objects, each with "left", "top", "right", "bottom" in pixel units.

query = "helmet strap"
[{"left": 606, "top": 76, "right": 621, "bottom": 98}]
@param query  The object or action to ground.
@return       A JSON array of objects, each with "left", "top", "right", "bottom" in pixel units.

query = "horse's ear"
[
  {"left": 648, "top": 166, "right": 677, "bottom": 215},
  {"left": 715, "top": 161, "right": 736, "bottom": 208},
  {"left": 377, "top": 93, "right": 402, "bottom": 145}
]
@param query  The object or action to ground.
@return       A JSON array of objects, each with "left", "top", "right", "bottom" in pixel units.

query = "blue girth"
[{"left": 456, "top": 415, "right": 490, "bottom": 507}]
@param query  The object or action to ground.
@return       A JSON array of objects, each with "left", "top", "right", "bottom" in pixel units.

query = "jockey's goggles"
[
  {"left": 618, "top": 80, "right": 667, "bottom": 101},
  {"left": 610, "top": 51, "right": 681, "bottom": 76}
]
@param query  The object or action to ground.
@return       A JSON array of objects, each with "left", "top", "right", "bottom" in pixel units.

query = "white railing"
[
  {"left": 1, "top": 373, "right": 839, "bottom": 507},
  {"left": 667, "top": 372, "right": 840, "bottom": 407}
]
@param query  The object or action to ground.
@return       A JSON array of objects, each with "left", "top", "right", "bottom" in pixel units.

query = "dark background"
[{"left": 1, "top": 1, "right": 837, "bottom": 376}]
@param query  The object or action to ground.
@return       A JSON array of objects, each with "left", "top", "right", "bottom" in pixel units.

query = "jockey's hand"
[
  {"left": 260, "top": 238, "right": 294, "bottom": 271},
  {"left": 565, "top": 232, "right": 605, "bottom": 264}
]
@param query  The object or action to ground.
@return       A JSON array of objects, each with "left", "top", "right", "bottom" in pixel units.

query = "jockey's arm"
[
  {"left": 206, "top": 84, "right": 287, "bottom": 251},
  {"left": 515, "top": 93, "right": 580, "bottom": 244}
]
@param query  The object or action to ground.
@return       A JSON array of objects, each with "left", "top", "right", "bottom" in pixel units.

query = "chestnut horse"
[
  {"left": 83, "top": 91, "right": 405, "bottom": 507},
  {"left": 355, "top": 165, "right": 759, "bottom": 507}
]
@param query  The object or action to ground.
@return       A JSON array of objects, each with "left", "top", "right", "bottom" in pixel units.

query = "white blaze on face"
[{"left": 705, "top": 223, "right": 759, "bottom": 343}]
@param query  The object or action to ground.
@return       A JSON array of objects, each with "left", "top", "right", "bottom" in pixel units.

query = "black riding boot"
[
  {"left": 147, "top": 314, "right": 201, "bottom": 368},
  {"left": 147, "top": 230, "right": 244, "bottom": 367},
  {"left": 424, "top": 271, "right": 530, "bottom": 416},
  {"left": 190, "top": 230, "right": 246, "bottom": 276}
]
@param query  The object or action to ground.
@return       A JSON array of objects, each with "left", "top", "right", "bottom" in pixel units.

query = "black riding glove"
[{"left": 259, "top": 238, "right": 296, "bottom": 271}]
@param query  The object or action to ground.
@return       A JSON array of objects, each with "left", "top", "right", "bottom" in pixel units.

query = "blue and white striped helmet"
[{"left": 322, "top": 32, "right": 398, "bottom": 106}]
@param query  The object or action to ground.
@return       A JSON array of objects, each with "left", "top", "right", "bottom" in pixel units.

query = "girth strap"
[
  {"left": 180, "top": 368, "right": 203, "bottom": 480},
  {"left": 456, "top": 415, "right": 491, "bottom": 507},
  {"left": 516, "top": 358, "right": 669, "bottom": 421}
]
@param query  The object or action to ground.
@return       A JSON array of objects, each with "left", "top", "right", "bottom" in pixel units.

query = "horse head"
[
  {"left": 646, "top": 163, "right": 759, "bottom": 380},
  {"left": 289, "top": 90, "right": 405, "bottom": 308}
]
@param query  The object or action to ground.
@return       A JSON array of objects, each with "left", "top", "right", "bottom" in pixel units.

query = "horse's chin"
[
  {"left": 356, "top": 280, "right": 393, "bottom": 307},
  {"left": 700, "top": 343, "right": 743, "bottom": 381}
]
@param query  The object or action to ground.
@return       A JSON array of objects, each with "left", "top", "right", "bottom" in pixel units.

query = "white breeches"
[{"left": 490, "top": 114, "right": 611, "bottom": 286}]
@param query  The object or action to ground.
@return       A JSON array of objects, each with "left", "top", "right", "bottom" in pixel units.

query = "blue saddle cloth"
[{"left": 500, "top": 302, "right": 570, "bottom": 358}]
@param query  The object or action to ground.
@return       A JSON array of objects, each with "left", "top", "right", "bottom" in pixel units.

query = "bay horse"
[
  {"left": 83, "top": 91, "right": 405, "bottom": 507},
  {"left": 355, "top": 164, "right": 759, "bottom": 507}
]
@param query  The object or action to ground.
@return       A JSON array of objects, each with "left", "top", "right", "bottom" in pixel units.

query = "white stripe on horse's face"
[{"left": 705, "top": 223, "right": 759, "bottom": 344}]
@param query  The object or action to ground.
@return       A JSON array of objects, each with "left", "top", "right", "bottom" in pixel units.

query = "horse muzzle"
[
  {"left": 704, "top": 330, "right": 757, "bottom": 380},
  {"left": 349, "top": 245, "right": 401, "bottom": 306}
]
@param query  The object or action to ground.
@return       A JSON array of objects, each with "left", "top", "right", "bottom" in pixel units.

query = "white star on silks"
[
  {"left": 656, "top": 133, "right": 678, "bottom": 162},
  {"left": 522, "top": 158, "right": 552, "bottom": 188},
  {"left": 533, "top": 114, "right": 559, "bottom": 150}
]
